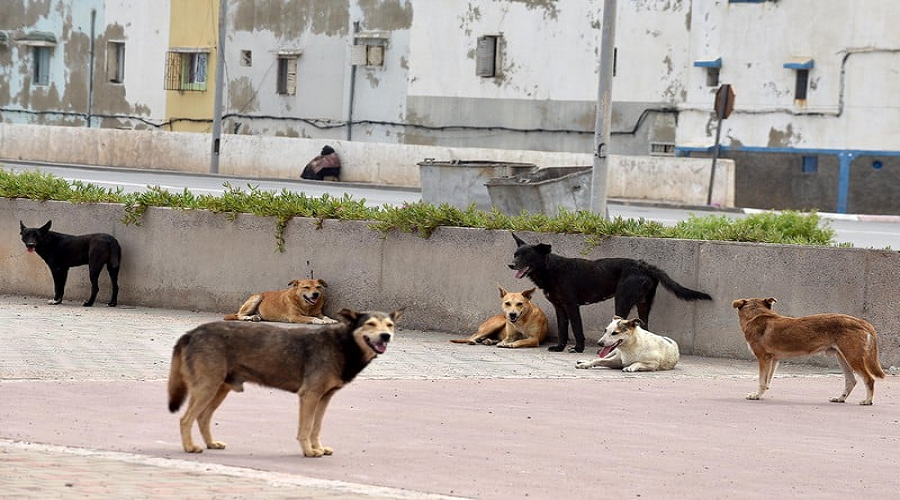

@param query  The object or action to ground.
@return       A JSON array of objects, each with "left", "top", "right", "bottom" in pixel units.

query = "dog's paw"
[
  {"left": 829, "top": 396, "right": 847, "bottom": 403},
  {"left": 746, "top": 393, "right": 761, "bottom": 400},
  {"left": 183, "top": 444, "right": 204, "bottom": 453},
  {"left": 47, "top": 299, "right": 62, "bottom": 305},
  {"left": 303, "top": 448, "right": 325, "bottom": 458},
  {"left": 858, "top": 399, "right": 873, "bottom": 406},
  {"left": 575, "top": 361, "right": 591, "bottom": 369},
  {"left": 249, "top": 314, "right": 262, "bottom": 322},
  {"left": 548, "top": 345, "right": 566, "bottom": 352},
  {"left": 82, "top": 301, "right": 94, "bottom": 307},
  {"left": 482, "top": 339, "right": 497, "bottom": 346},
  {"left": 206, "top": 440, "right": 227, "bottom": 450},
  {"left": 320, "top": 316, "right": 338, "bottom": 324}
]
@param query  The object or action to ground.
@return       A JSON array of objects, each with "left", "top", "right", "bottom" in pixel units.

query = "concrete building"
[{"left": 1, "top": 1, "right": 898, "bottom": 213}]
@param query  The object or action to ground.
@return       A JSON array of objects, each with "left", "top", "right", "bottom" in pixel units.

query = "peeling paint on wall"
[
  {"left": 232, "top": 0, "right": 350, "bottom": 37},
  {"left": 768, "top": 124, "right": 800, "bottom": 148},
  {"left": 358, "top": 0, "right": 413, "bottom": 30}
]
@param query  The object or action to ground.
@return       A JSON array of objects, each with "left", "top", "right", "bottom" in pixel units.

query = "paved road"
[
  {"left": 1, "top": 295, "right": 898, "bottom": 499},
  {"left": 4, "top": 160, "right": 900, "bottom": 248}
]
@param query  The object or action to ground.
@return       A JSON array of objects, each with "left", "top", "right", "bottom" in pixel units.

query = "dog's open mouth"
[
  {"left": 513, "top": 266, "right": 530, "bottom": 279},
  {"left": 597, "top": 340, "right": 622, "bottom": 358},
  {"left": 365, "top": 335, "right": 389, "bottom": 354},
  {"left": 26, "top": 247, "right": 35, "bottom": 253},
  {"left": 303, "top": 295, "right": 319, "bottom": 305}
]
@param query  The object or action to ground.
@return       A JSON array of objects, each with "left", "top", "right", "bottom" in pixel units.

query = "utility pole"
[
  {"left": 589, "top": 0, "right": 617, "bottom": 218},
  {"left": 210, "top": 0, "right": 227, "bottom": 174}
]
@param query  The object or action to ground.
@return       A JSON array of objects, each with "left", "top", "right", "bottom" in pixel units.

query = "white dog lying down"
[{"left": 576, "top": 316, "right": 680, "bottom": 372}]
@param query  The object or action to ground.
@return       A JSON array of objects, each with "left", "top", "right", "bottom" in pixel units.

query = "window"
[
  {"left": 240, "top": 50, "right": 252, "bottom": 67},
  {"left": 33, "top": 46, "right": 50, "bottom": 85},
  {"left": 783, "top": 58, "right": 813, "bottom": 102},
  {"left": 351, "top": 32, "right": 387, "bottom": 67},
  {"left": 164, "top": 50, "right": 208, "bottom": 91},
  {"left": 476, "top": 35, "right": 501, "bottom": 77},
  {"left": 801, "top": 156, "right": 818, "bottom": 174},
  {"left": 277, "top": 55, "right": 297, "bottom": 95},
  {"left": 694, "top": 58, "right": 722, "bottom": 87},
  {"left": 107, "top": 41, "right": 125, "bottom": 83},
  {"left": 794, "top": 69, "right": 809, "bottom": 100}
]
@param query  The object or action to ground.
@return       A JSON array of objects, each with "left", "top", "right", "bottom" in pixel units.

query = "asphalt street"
[{"left": 1, "top": 294, "right": 898, "bottom": 499}]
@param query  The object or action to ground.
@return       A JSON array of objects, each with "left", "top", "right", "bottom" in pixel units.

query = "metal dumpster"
[
  {"left": 485, "top": 166, "right": 592, "bottom": 216},
  {"left": 418, "top": 159, "right": 536, "bottom": 210}
]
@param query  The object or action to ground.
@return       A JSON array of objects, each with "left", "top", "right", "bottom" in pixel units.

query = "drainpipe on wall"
[
  {"left": 87, "top": 9, "right": 96, "bottom": 128},
  {"left": 346, "top": 21, "right": 359, "bottom": 142}
]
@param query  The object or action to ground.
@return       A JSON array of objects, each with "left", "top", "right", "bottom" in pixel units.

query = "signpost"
[{"left": 707, "top": 83, "right": 735, "bottom": 205}]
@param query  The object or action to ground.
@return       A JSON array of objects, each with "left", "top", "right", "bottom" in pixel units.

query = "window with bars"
[
  {"left": 164, "top": 50, "right": 208, "bottom": 91},
  {"left": 107, "top": 41, "right": 125, "bottom": 83},
  {"left": 276, "top": 55, "right": 298, "bottom": 95}
]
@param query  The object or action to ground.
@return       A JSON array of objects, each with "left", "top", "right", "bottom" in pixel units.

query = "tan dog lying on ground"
[
  {"left": 451, "top": 286, "right": 549, "bottom": 348},
  {"left": 169, "top": 308, "right": 402, "bottom": 457},
  {"left": 575, "top": 316, "right": 680, "bottom": 372},
  {"left": 224, "top": 278, "right": 337, "bottom": 324},
  {"left": 732, "top": 297, "right": 885, "bottom": 405}
]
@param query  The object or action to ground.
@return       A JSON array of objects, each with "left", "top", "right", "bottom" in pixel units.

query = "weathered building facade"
[{"left": 1, "top": 1, "right": 898, "bottom": 213}]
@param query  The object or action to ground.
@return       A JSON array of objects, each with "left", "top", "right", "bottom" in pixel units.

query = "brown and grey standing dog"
[
  {"left": 168, "top": 308, "right": 403, "bottom": 457},
  {"left": 224, "top": 278, "right": 336, "bottom": 324},
  {"left": 732, "top": 297, "right": 885, "bottom": 405},
  {"left": 451, "top": 286, "right": 549, "bottom": 348},
  {"left": 575, "top": 316, "right": 680, "bottom": 372}
]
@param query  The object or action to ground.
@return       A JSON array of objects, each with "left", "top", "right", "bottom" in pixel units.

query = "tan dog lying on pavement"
[
  {"left": 575, "top": 316, "right": 680, "bottom": 372},
  {"left": 224, "top": 278, "right": 337, "bottom": 324},
  {"left": 451, "top": 286, "right": 549, "bottom": 348},
  {"left": 732, "top": 297, "right": 886, "bottom": 405}
]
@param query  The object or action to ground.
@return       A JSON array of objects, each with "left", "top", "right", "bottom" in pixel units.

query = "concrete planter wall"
[{"left": 2, "top": 198, "right": 898, "bottom": 366}]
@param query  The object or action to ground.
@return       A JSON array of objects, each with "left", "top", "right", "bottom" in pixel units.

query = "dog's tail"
[
  {"left": 450, "top": 338, "right": 471, "bottom": 344},
  {"left": 645, "top": 263, "right": 712, "bottom": 302},
  {"left": 222, "top": 314, "right": 239, "bottom": 320},
  {"left": 167, "top": 335, "right": 190, "bottom": 413},
  {"left": 866, "top": 330, "right": 887, "bottom": 379}
]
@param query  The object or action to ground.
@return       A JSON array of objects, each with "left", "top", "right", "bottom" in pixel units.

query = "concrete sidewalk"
[{"left": 1, "top": 294, "right": 898, "bottom": 499}]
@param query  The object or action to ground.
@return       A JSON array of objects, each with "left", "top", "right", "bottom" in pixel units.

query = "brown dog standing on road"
[
  {"left": 452, "top": 286, "right": 549, "bottom": 348},
  {"left": 224, "top": 278, "right": 336, "bottom": 324},
  {"left": 169, "top": 308, "right": 402, "bottom": 457},
  {"left": 732, "top": 297, "right": 885, "bottom": 405}
]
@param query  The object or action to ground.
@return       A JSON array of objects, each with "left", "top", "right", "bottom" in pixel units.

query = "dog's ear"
[
  {"left": 40, "top": 220, "right": 52, "bottom": 234},
  {"left": 521, "top": 287, "right": 536, "bottom": 299},
  {"left": 497, "top": 285, "right": 509, "bottom": 298},
  {"left": 764, "top": 297, "right": 777, "bottom": 309},
  {"left": 390, "top": 307, "right": 405, "bottom": 321},
  {"left": 317, "top": 279, "right": 328, "bottom": 288},
  {"left": 288, "top": 279, "right": 299, "bottom": 287},
  {"left": 338, "top": 308, "right": 360, "bottom": 324},
  {"left": 19, "top": 221, "right": 25, "bottom": 234},
  {"left": 732, "top": 299, "right": 746, "bottom": 309},
  {"left": 512, "top": 232, "right": 527, "bottom": 247},
  {"left": 629, "top": 318, "right": 645, "bottom": 328},
  {"left": 536, "top": 243, "right": 552, "bottom": 255}
]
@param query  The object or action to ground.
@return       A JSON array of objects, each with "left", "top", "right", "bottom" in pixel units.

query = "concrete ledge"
[
  {"left": 2, "top": 198, "right": 897, "bottom": 366},
  {"left": 0, "top": 123, "right": 734, "bottom": 207}
]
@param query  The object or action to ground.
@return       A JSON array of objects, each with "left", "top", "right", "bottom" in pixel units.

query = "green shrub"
[{"left": 0, "top": 167, "right": 836, "bottom": 250}]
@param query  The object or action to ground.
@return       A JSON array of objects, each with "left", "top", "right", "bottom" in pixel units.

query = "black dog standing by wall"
[
  {"left": 508, "top": 233, "right": 712, "bottom": 353},
  {"left": 19, "top": 220, "right": 121, "bottom": 307}
]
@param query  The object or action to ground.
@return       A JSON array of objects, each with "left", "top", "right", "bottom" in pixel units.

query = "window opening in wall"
[
  {"left": 801, "top": 155, "right": 818, "bottom": 174},
  {"left": 107, "top": 41, "right": 125, "bottom": 83},
  {"left": 650, "top": 143, "right": 675, "bottom": 156},
  {"left": 33, "top": 46, "right": 50, "bottom": 85},
  {"left": 240, "top": 50, "right": 252, "bottom": 67},
  {"left": 164, "top": 50, "right": 208, "bottom": 91},
  {"left": 794, "top": 69, "right": 809, "bottom": 100},
  {"left": 872, "top": 160, "right": 883, "bottom": 170},
  {"left": 277, "top": 55, "right": 298, "bottom": 95},
  {"left": 351, "top": 31, "right": 388, "bottom": 68},
  {"left": 476, "top": 35, "right": 500, "bottom": 77},
  {"left": 694, "top": 58, "right": 722, "bottom": 87}
]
